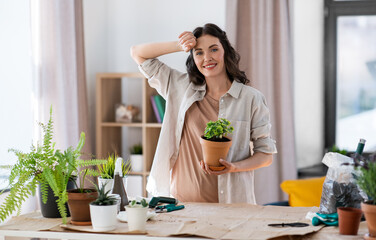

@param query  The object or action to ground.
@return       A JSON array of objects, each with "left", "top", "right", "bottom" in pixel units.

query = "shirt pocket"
[{"left": 228, "top": 120, "right": 250, "bottom": 152}]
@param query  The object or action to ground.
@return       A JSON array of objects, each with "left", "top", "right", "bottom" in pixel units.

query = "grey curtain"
[
  {"left": 31, "top": 0, "right": 93, "bottom": 187},
  {"left": 226, "top": 0, "right": 297, "bottom": 204}
]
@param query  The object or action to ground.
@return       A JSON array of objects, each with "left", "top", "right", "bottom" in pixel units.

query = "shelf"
[
  {"left": 101, "top": 122, "right": 143, "bottom": 127},
  {"left": 100, "top": 122, "right": 162, "bottom": 128},
  {"left": 96, "top": 73, "right": 161, "bottom": 197}
]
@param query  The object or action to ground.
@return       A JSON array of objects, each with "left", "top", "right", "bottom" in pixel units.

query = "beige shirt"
[
  {"left": 139, "top": 58, "right": 277, "bottom": 204},
  {"left": 171, "top": 95, "right": 219, "bottom": 203}
]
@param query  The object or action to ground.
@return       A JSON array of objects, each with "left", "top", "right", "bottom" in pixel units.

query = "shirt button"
[
  {"left": 220, "top": 190, "right": 224, "bottom": 194},
  {"left": 220, "top": 99, "right": 224, "bottom": 103}
]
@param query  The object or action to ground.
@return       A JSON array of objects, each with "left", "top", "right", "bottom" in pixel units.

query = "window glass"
[
  {"left": 0, "top": 1, "right": 33, "bottom": 190},
  {"left": 336, "top": 16, "right": 376, "bottom": 151}
]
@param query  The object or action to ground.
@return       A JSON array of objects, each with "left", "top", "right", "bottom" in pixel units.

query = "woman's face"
[{"left": 192, "top": 34, "right": 226, "bottom": 80}]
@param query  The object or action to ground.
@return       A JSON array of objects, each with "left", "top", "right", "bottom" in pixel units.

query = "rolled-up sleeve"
[
  {"left": 251, "top": 94, "right": 277, "bottom": 154},
  {"left": 138, "top": 58, "right": 186, "bottom": 99}
]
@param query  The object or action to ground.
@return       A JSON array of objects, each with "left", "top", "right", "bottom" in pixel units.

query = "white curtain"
[
  {"left": 31, "top": 0, "right": 91, "bottom": 157},
  {"left": 226, "top": 0, "right": 297, "bottom": 204}
]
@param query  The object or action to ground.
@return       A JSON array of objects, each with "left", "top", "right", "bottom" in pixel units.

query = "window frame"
[{"left": 324, "top": 0, "right": 376, "bottom": 150}]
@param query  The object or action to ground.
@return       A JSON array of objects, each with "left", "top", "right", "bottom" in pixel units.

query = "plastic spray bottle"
[{"left": 112, "top": 157, "right": 129, "bottom": 211}]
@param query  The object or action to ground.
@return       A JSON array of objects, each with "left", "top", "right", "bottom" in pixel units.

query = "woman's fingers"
[
  {"left": 200, "top": 160, "right": 210, "bottom": 174},
  {"left": 178, "top": 31, "right": 196, "bottom": 52}
]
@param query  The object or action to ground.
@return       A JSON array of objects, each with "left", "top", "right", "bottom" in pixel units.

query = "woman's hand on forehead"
[{"left": 178, "top": 31, "right": 196, "bottom": 52}]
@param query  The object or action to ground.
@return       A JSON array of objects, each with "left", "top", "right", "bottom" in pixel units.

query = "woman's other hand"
[
  {"left": 200, "top": 159, "right": 236, "bottom": 175},
  {"left": 178, "top": 31, "right": 196, "bottom": 52}
]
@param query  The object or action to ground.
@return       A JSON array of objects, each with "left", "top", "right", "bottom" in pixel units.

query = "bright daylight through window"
[
  {"left": 0, "top": 1, "right": 33, "bottom": 190},
  {"left": 336, "top": 16, "right": 376, "bottom": 151}
]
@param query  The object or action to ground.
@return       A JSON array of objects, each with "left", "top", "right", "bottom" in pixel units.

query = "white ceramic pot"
[
  {"left": 98, "top": 177, "right": 114, "bottom": 194},
  {"left": 125, "top": 206, "right": 148, "bottom": 232},
  {"left": 130, "top": 154, "right": 143, "bottom": 172},
  {"left": 89, "top": 203, "right": 117, "bottom": 231},
  {"left": 98, "top": 177, "right": 128, "bottom": 194}
]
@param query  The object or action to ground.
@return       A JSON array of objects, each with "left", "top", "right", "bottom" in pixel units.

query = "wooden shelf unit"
[{"left": 96, "top": 72, "right": 161, "bottom": 197}]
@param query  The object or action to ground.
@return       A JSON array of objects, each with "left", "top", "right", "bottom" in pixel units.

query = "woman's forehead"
[{"left": 195, "top": 34, "right": 222, "bottom": 49}]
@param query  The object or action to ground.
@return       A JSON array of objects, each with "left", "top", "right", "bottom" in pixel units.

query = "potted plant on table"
[
  {"left": 89, "top": 183, "right": 118, "bottom": 231},
  {"left": 67, "top": 166, "right": 106, "bottom": 226},
  {"left": 0, "top": 108, "right": 104, "bottom": 224},
  {"left": 129, "top": 144, "right": 143, "bottom": 172},
  {"left": 98, "top": 154, "right": 131, "bottom": 194},
  {"left": 199, "top": 118, "right": 234, "bottom": 171},
  {"left": 353, "top": 153, "right": 376, "bottom": 237},
  {"left": 125, "top": 199, "right": 149, "bottom": 232}
]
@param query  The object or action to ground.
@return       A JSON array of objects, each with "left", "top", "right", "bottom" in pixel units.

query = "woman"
[{"left": 131, "top": 23, "right": 277, "bottom": 204}]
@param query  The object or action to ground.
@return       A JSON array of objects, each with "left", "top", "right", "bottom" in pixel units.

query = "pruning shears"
[{"left": 155, "top": 204, "right": 185, "bottom": 213}]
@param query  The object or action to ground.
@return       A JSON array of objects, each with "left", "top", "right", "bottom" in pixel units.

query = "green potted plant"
[
  {"left": 0, "top": 108, "right": 104, "bottom": 224},
  {"left": 353, "top": 153, "right": 376, "bottom": 237},
  {"left": 67, "top": 166, "right": 106, "bottom": 226},
  {"left": 199, "top": 118, "right": 234, "bottom": 170},
  {"left": 89, "top": 183, "right": 118, "bottom": 231},
  {"left": 129, "top": 144, "right": 143, "bottom": 172},
  {"left": 98, "top": 154, "right": 131, "bottom": 195},
  {"left": 125, "top": 199, "right": 149, "bottom": 232}
]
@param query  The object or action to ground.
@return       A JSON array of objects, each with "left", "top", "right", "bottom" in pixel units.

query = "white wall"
[
  {"left": 293, "top": 0, "right": 325, "bottom": 168},
  {"left": 84, "top": 0, "right": 325, "bottom": 170}
]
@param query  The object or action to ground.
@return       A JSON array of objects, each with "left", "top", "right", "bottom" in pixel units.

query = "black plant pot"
[{"left": 39, "top": 179, "right": 76, "bottom": 218}]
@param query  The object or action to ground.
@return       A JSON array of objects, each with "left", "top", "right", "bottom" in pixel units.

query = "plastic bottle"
[
  {"left": 355, "top": 138, "right": 366, "bottom": 155},
  {"left": 112, "top": 157, "right": 129, "bottom": 211}
]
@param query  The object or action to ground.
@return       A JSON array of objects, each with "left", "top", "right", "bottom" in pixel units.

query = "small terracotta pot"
[
  {"left": 67, "top": 189, "right": 98, "bottom": 225},
  {"left": 337, "top": 207, "right": 362, "bottom": 235},
  {"left": 199, "top": 136, "right": 232, "bottom": 171},
  {"left": 362, "top": 202, "right": 376, "bottom": 237}
]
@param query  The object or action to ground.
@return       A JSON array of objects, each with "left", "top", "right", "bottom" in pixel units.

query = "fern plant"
[{"left": 0, "top": 107, "right": 105, "bottom": 224}]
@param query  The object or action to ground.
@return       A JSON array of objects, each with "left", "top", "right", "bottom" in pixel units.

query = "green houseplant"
[
  {"left": 89, "top": 184, "right": 118, "bottom": 231},
  {"left": 353, "top": 153, "right": 376, "bottom": 237},
  {"left": 199, "top": 118, "right": 234, "bottom": 171},
  {"left": 98, "top": 154, "right": 131, "bottom": 195},
  {"left": 125, "top": 199, "right": 149, "bottom": 232},
  {"left": 66, "top": 166, "right": 108, "bottom": 226},
  {"left": 0, "top": 108, "right": 105, "bottom": 224},
  {"left": 130, "top": 144, "right": 143, "bottom": 172}
]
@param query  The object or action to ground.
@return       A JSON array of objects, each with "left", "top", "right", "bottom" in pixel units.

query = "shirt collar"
[
  {"left": 226, "top": 80, "right": 243, "bottom": 99},
  {"left": 191, "top": 79, "right": 243, "bottom": 98},
  {"left": 191, "top": 83, "right": 206, "bottom": 91}
]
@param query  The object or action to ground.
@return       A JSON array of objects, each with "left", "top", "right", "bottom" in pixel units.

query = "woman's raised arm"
[{"left": 130, "top": 31, "right": 196, "bottom": 65}]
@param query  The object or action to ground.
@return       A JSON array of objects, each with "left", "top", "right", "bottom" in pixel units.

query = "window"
[
  {"left": 325, "top": 0, "right": 376, "bottom": 152},
  {"left": 0, "top": 1, "right": 33, "bottom": 190}
]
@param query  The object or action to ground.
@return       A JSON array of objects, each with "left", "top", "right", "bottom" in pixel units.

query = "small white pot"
[
  {"left": 125, "top": 206, "right": 148, "bottom": 232},
  {"left": 98, "top": 177, "right": 114, "bottom": 194},
  {"left": 130, "top": 154, "right": 143, "bottom": 172},
  {"left": 90, "top": 204, "right": 117, "bottom": 231},
  {"left": 98, "top": 177, "right": 128, "bottom": 194}
]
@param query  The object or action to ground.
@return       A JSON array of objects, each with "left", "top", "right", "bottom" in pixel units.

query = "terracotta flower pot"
[
  {"left": 67, "top": 189, "right": 98, "bottom": 225},
  {"left": 337, "top": 207, "right": 362, "bottom": 235},
  {"left": 362, "top": 202, "right": 376, "bottom": 237},
  {"left": 199, "top": 136, "right": 232, "bottom": 171}
]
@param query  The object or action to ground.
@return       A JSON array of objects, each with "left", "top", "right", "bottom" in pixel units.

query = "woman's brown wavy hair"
[{"left": 186, "top": 23, "right": 249, "bottom": 85}]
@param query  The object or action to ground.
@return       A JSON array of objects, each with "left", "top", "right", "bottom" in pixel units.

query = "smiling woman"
[{"left": 130, "top": 23, "right": 277, "bottom": 204}]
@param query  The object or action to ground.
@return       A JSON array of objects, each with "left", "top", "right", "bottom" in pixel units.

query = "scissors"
[
  {"left": 155, "top": 204, "right": 185, "bottom": 213},
  {"left": 268, "top": 222, "right": 309, "bottom": 227}
]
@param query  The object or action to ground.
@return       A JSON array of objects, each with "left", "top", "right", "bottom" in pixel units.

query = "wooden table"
[{"left": 0, "top": 203, "right": 369, "bottom": 240}]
